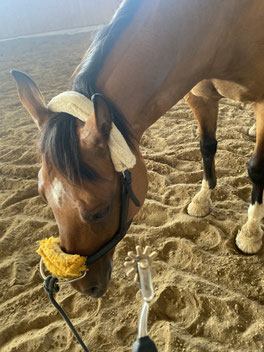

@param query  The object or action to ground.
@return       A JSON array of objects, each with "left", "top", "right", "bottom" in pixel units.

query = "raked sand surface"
[{"left": 1, "top": 32, "right": 264, "bottom": 352}]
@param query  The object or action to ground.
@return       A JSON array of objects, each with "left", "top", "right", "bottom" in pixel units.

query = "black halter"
[
  {"left": 85, "top": 169, "right": 140, "bottom": 266},
  {"left": 84, "top": 93, "right": 140, "bottom": 267}
]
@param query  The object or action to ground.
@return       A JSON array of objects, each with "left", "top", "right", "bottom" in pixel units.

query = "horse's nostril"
[
  {"left": 85, "top": 285, "right": 107, "bottom": 298},
  {"left": 90, "top": 286, "right": 99, "bottom": 295}
]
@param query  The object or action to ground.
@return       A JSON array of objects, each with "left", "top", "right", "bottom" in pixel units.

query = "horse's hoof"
[
  {"left": 248, "top": 125, "right": 256, "bottom": 137},
  {"left": 235, "top": 227, "right": 263, "bottom": 254},
  {"left": 187, "top": 200, "right": 211, "bottom": 217}
]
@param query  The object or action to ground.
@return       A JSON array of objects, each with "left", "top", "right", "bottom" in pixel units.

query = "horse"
[{"left": 12, "top": 0, "right": 264, "bottom": 298}]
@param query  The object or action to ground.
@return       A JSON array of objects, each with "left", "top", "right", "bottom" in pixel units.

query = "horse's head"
[{"left": 12, "top": 71, "right": 147, "bottom": 298}]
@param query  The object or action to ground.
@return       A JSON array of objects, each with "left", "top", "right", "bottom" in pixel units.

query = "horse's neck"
[{"left": 97, "top": 0, "right": 241, "bottom": 140}]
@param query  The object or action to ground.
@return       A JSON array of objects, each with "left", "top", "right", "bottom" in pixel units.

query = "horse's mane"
[
  {"left": 40, "top": 0, "right": 142, "bottom": 185},
  {"left": 72, "top": 0, "right": 142, "bottom": 98},
  {"left": 72, "top": 0, "right": 143, "bottom": 150}
]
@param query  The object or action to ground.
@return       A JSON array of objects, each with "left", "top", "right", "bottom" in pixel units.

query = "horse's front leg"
[
  {"left": 236, "top": 103, "right": 264, "bottom": 254},
  {"left": 184, "top": 89, "right": 220, "bottom": 217}
]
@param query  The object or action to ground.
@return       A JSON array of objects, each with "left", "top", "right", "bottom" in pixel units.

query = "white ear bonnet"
[{"left": 48, "top": 91, "right": 136, "bottom": 172}]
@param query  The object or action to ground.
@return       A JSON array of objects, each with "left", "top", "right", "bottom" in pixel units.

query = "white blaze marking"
[{"left": 51, "top": 178, "right": 66, "bottom": 207}]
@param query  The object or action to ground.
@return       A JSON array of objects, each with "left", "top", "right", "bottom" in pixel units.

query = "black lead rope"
[
  {"left": 44, "top": 276, "right": 90, "bottom": 352},
  {"left": 44, "top": 276, "right": 158, "bottom": 352}
]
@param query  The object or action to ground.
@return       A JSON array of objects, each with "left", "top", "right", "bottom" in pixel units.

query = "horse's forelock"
[{"left": 40, "top": 113, "right": 99, "bottom": 185}]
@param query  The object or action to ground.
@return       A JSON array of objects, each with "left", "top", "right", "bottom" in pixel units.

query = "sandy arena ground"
[{"left": 1, "top": 32, "right": 264, "bottom": 352}]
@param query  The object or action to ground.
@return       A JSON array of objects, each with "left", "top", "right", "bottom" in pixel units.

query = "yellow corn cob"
[{"left": 36, "top": 237, "right": 88, "bottom": 278}]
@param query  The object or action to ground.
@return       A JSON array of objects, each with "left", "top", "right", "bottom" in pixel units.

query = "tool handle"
[{"left": 132, "top": 336, "right": 158, "bottom": 352}]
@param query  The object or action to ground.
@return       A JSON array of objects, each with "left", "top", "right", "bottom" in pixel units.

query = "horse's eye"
[
  {"left": 82, "top": 205, "right": 110, "bottom": 223},
  {"left": 91, "top": 205, "right": 110, "bottom": 221}
]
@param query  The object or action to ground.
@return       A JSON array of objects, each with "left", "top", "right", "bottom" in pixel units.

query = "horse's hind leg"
[
  {"left": 236, "top": 102, "right": 264, "bottom": 254},
  {"left": 184, "top": 84, "right": 220, "bottom": 217}
]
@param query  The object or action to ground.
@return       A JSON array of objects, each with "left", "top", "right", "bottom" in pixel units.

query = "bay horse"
[{"left": 12, "top": 0, "right": 264, "bottom": 298}]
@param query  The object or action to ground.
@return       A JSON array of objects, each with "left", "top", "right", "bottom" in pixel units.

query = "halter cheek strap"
[{"left": 85, "top": 169, "right": 140, "bottom": 266}]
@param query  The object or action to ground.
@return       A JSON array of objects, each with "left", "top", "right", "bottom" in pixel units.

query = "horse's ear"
[
  {"left": 92, "top": 94, "right": 112, "bottom": 138},
  {"left": 11, "top": 70, "right": 50, "bottom": 130}
]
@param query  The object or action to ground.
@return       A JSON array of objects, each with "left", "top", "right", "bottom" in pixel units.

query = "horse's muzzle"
[
  {"left": 81, "top": 283, "right": 109, "bottom": 298},
  {"left": 71, "top": 257, "right": 113, "bottom": 298}
]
